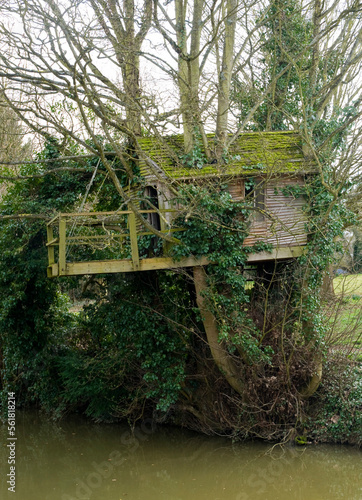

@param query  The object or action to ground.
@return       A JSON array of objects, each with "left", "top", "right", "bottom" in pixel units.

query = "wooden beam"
[
  {"left": 51, "top": 248, "right": 302, "bottom": 277},
  {"left": 47, "top": 263, "right": 59, "bottom": 278},
  {"left": 58, "top": 218, "right": 67, "bottom": 276},
  {"left": 48, "top": 246, "right": 303, "bottom": 277},
  {"left": 56, "top": 209, "right": 178, "bottom": 218},
  {"left": 46, "top": 237, "right": 59, "bottom": 246},
  {"left": 46, "top": 226, "right": 55, "bottom": 266},
  {"left": 246, "top": 246, "right": 303, "bottom": 262},
  {"left": 58, "top": 256, "right": 208, "bottom": 276},
  {"left": 58, "top": 210, "right": 131, "bottom": 217},
  {"left": 128, "top": 212, "right": 140, "bottom": 270}
]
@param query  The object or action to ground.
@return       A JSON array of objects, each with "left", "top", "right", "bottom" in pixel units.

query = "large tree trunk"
[
  {"left": 215, "top": 0, "right": 237, "bottom": 157},
  {"left": 122, "top": 51, "right": 142, "bottom": 137},
  {"left": 176, "top": 0, "right": 204, "bottom": 153},
  {"left": 91, "top": 0, "right": 152, "bottom": 137},
  {"left": 193, "top": 266, "right": 245, "bottom": 395},
  {"left": 122, "top": 0, "right": 143, "bottom": 136}
]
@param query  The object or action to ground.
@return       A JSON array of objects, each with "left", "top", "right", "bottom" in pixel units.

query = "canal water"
[{"left": 1, "top": 411, "right": 361, "bottom": 500}]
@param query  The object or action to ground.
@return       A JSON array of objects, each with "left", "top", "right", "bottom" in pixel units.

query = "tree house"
[{"left": 46, "top": 131, "right": 314, "bottom": 277}]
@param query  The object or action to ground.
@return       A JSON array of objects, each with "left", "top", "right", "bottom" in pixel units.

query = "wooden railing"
[
  {"left": 46, "top": 209, "right": 202, "bottom": 277},
  {"left": 46, "top": 210, "right": 304, "bottom": 277}
]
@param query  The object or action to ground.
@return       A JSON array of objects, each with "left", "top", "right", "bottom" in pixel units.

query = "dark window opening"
[
  {"left": 245, "top": 180, "right": 265, "bottom": 222},
  {"left": 143, "top": 186, "right": 161, "bottom": 230}
]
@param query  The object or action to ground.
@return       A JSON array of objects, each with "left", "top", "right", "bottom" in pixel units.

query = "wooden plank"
[
  {"left": 47, "top": 263, "right": 59, "bottom": 278},
  {"left": 159, "top": 197, "right": 169, "bottom": 254},
  {"left": 67, "top": 234, "right": 127, "bottom": 241},
  {"left": 49, "top": 247, "right": 304, "bottom": 277},
  {"left": 58, "top": 218, "right": 67, "bottom": 276},
  {"left": 128, "top": 212, "right": 140, "bottom": 270},
  {"left": 228, "top": 179, "right": 244, "bottom": 201},
  {"left": 57, "top": 209, "right": 179, "bottom": 218},
  {"left": 46, "top": 237, "right": 59, "bottom": 247},
  {"left": 59, "top": 210, "right": 132, "bottom": 217},
  {"left": 65, "top": 227, "right": 184, "bottom": 242},
  {"left": 48, "top": 214, "right": 60, "bottom": 225},
  {"left": 64, "top": 256, "right": 210, "bottom": 276},
  {"left": 139, "top": 256, "right": 210, "bottom": 271},
  {"left": 246, "top": 246, "right": 303, "bottom": 262},
  {"left": 46, "top": 226, "right": 55, "bottom": 265}
]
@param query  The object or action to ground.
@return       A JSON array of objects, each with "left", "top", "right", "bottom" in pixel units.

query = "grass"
[
  {"left": 334, "top": 273, "right": 362, "bottom": 296},
  {"left": 327, "top": 274, "right": 362, "bottom": 362}
]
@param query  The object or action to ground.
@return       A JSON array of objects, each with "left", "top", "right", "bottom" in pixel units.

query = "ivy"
[
  {"left": 288, "top": 175, "right": 357, "bottom": 346},
  {"left": 75, "top": 271, "right": 192, "bottom": 415},
  {"left": 179, "top": 128, "right": 207, "bottom": 169},
  {"left": 232, "top": 0, "right": 313, "bottom": 131},
  {"left": 307, "top": 361, "right": 362, "bottom": 445},
  {"left": 172, "top": 184, "right": 274, "bottom": 364}
]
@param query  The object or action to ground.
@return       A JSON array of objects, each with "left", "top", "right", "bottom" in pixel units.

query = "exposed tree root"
[{"left": 299, "top": 354, "right": 323, "bottom": 399}]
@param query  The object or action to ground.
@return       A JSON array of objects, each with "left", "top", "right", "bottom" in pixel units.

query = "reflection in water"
[{"left": 0, "top": 411, "right": 361, "bottom": 500}]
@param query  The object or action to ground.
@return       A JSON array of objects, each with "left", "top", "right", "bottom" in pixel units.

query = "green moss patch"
[{"left": 138, "top": 131, "right": 315, "bottom": 179}]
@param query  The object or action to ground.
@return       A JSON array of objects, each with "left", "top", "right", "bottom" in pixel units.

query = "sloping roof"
[{"left": 138, "top": 131, "right": 314, "bottom": 180}]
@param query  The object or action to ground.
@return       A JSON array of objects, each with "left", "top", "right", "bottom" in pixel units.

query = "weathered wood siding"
[
  {"left": 228, "top": 176, "right": 307, "bottom": 248},
  {"left": 228, "top": 179, "right": 244, "bottom": 201}
]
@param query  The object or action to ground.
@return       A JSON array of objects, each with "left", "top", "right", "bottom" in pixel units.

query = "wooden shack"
[
  {"left": 46, "top": 131, "right": 314, "bottom": 277},
  {"left": 137, "top": 131, "right": 313, "bottom": 248}
]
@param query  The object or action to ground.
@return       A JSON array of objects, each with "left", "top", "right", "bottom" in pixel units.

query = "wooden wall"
[
  {"left": 228, "top": 176, "right": 308, "bottom": 248},
  {"left": 153, "top": 174, "right": 308, "bottom": 251}
]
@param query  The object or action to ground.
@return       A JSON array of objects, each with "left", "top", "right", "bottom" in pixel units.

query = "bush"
[{"left": 306, "top": 357, "right": 362, "bottom": 446}]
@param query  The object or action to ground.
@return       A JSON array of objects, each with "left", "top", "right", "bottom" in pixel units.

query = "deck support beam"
[{"left": 47, "top": 247, "right": 303, "bottom": 277}]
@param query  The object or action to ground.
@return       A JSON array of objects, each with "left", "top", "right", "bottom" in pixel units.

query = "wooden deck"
[{"left": 46, "top": 210, "right": 304, "bottom": 277}]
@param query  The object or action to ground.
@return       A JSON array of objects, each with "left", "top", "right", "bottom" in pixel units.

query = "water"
[{"left": 1, "top": 411, "right": 361, "bottom": 500}]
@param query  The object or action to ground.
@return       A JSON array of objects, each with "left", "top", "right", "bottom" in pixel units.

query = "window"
[
  {"left": 245, "top": 179, "right": 265, "bottom": 222},
  {"left": 143, "top": 186, "right": 161, "bottom": 230}
]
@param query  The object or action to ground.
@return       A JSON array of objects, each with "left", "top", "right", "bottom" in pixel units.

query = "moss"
[
  {"left": 295, "top": 435, "right": 308, "bottom": 445},
  {"left": 138, "top": 131, "right": 315, "bottom": 179}
]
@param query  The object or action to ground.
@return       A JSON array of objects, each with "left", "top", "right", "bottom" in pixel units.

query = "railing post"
[
  {"left": 129, "top": 212, "right": 140, "bottom": 271},
  {"left": 59, "top": 217, "right": 67, "bottom": 276},
  {"left": 46, "top": 224, "right": 56, "bottom": 278},
  {"left": 46, "top": 225, "right": 55, "bottom": 266}
]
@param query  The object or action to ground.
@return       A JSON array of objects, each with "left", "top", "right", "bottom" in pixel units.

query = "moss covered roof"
[{"left": 138, "top": 131, "right": 314, "bottom": 180}]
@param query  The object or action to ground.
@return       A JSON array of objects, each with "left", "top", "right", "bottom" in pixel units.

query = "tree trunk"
[
  {"left": 193, "top": 266, "right": 245, "bottom": 395},
  {"left": 215, "top": 0, "right": 237, "bottom": 157},
  {"left": 123, "top": 0, "right": 142, "bottom": 136},
  {"left": 176, "top": 0, "right": 204, "bottom": 153},
  {"left": 321, "top": 265, "right": 335, "bottom": 299},
  {"left": 299, "top": 354, "right": 323, "bottom": 399}
]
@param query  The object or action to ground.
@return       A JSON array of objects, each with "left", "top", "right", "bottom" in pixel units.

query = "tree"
[
  {"left": 0, "top": 139, "right": 87, "bottom": 408},
  {"left": 0, "top": 102, "right": 30, "bottom": 162},
  {"left": 0, "top": 0, "right": 361, "bottom": 438},
  {"left": 0, "top": 98, "right": 32, "bottom": 200}
]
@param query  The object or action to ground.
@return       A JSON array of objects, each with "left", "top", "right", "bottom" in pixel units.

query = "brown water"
[{"left": 0, "top": 411, "right": 361, "bottom": 500}]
